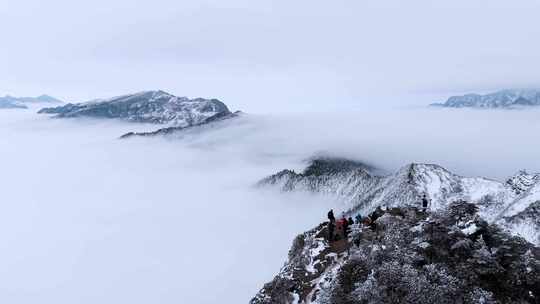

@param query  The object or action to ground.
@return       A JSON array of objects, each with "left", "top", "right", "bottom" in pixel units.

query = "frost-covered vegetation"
[{"left": 252, "top": 202, "right": 540, "bottom": 304}]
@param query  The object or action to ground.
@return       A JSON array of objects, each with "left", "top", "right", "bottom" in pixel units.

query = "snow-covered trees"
[{"left": 252, "top": 202, "right": 540, "bottom": 304}]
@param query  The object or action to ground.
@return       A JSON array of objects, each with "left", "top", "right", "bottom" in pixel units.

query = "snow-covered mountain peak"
[
  {"left": 38, "top": 91, "right": 232, "bottom": 127},
  {"left": 34, "top": 94, "right": 63, "bottom": 103},
  {"left": 98, "top": 90, "right": 175, "bottom": 104},
  {"left": 398, "top": 163, "right": 456, "bottom": 187},
  {"left": 302, "top": 157, "right": 378, "bottom": 177},
  {"left": 396, "top": 163, "right": 463, "bottom": 208}
]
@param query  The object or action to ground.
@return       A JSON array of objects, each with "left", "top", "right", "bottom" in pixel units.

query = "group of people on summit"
[
  {"left": 326, "top": 193, "right": 431, "bottom": 243},
  {"left": 326, "top": 209, "right": 352, "bottom": 242}
]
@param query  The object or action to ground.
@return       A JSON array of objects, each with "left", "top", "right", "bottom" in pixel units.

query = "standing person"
[
  {"left": 327, "top": 209, "right": 336, "bottom": 223},
  {"left": 363, "top": 216, "right": 372, "bottom": 227},
  {"left": 335, "top": 218, "right": 343, "bottom": 240},
  {"left": 355, "top": 214, "right": 362, "bottom": 224},
  {"left": 353, "top": 235, "right": 361, "bottom": 247},
  {"left": 342, "top": 216, "right": 350, "bottom": 239},
  {"left": 327, "top": 221, "right": 335, "bottom": 242},
  {"left": 422, "top": 193, "right": 430, "bottom": 212},
  {"left": 346, "top": 217, "right": 354, "bottom": 239},
  {"left": 368, "top": 216, "right": 377, "bottom": 231},
  {"left": 372, "top": 206, "right": 384, "bottom": 221}
]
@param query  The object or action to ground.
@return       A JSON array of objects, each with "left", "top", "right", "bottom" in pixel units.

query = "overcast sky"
[{"left": 1, "top": 0, "right": 540, "bottom": 112}]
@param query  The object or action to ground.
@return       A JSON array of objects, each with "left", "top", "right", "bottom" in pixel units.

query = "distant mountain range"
[
  {"left": 0, "top": 94, "right": 62, "bottom": 109},
  {"left": 431, "top": 89, "right": 540, "bottom": 108},
  {"left": 0, "top": 100, "right": 27, "bottom": 109},
  {"left": 38, "top": 90, "right": 234, "bottom": 127}
]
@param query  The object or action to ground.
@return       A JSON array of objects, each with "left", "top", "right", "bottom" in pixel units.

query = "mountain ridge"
[
  {"left": 431, "top": 89, "right": 540, "bottom": 108},
  {"left": 0, "top": 100, "right": 28, "bottom": 109},
  {"left": 0, "top": 94, "right": 62, "bottom": 109},
  {"left": 259, "top": 157, "right": 540, "bottom": 245},
  {"left": 38, "top": 90, "right": 233, "bottom": 127},
  {"left": 119, "top": 110, "right": 243, "bottom": 139}
]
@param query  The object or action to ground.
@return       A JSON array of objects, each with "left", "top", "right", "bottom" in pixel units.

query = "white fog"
[{"left": 1, "top": 105, "right": 539, "bottom": 303}]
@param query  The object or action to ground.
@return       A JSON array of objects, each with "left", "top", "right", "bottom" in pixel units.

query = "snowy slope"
[
  {"left": 502, "top": 181, "right": 540, "bottom": 217},
  {"left": 38, "top": 90, "right": 231, "bottom": 126},
  {"left": 259, "top": 158, "right": 540, "bottom": 245},
  {"left": 251, "top": 203, "right": 540, "bottom": 304},
  {"left": 260, "top": 160, "right": 513, "bottom": 215},
  {"left": 497, "top": 179, "right": 540, "bottom": 244}
]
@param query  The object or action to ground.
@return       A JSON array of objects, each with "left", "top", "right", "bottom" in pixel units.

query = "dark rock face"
[
  {"left": 252, "top": 203, "right": 540, "bottom": 304},
  {"left": 431, "top": 89, "right": 540, "bottom": 108},
  {"left": 302, "top": 158, "right": 379, "bottom": 177},
  {"left": 38, "top": 90, "right": 231, "bottom": 126}
]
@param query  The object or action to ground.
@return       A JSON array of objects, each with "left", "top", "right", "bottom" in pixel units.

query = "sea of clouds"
[{"left": 1, "top": 105, "right": 539, "bottom": 303}]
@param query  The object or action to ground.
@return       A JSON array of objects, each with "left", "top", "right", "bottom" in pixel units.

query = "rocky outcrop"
[
  {"left": 252, "top": 203, "right": 540, "bottom": 304},
  {"left": 506, "top": 171, "right": 540, "bottom": 195}
]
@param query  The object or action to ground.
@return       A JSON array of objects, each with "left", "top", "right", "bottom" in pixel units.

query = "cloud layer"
[
  {"left": 0, "top": 109, "right": 336, "bottom": 303},
  {"left": 1, "top": 106, "right": 539, "bottom": 303}
]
